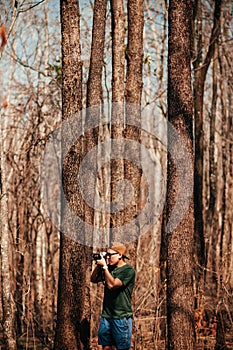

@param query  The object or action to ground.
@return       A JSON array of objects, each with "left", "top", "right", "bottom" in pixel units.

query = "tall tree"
[
  {"left": 192, "top": 0, "right": 222, "bottom": 280},
  {"left": 124, "top": 0, "right": 144, "bottom": 250},
  {"left": 166, "top": 0, "right": 195, "bottom": 349},
  {"left": 0, "top": 123, "right": 17, "bottom": 350},
  {"left": 86, "top": 0, "right": 107, "bottom": 109},
  {"left": 125, "top": 0, "right": 143, "bottom": 106},
  {"left": 109, "top": 0, "right": 144, "bottom": 246},
  {"left": 110, "top": 0, "right": 125, "bottom": 238},
  {"left": 54, "top": 1, "right": 91, "bottom": 349},
  {"left": 55, "top": 0, "right": 108, "bottom": 348},
  {"left": 86, "top": 0, "right": 107, "bottom": 247},
  {"left": 0, "top": 13, "right": 17, "bottom": 350}
]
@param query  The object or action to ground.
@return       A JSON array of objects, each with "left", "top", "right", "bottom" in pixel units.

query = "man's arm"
[
  {"left": 95, "top": 255, "right": 123, "bottom": 289},
  {"left": 90, "top": 264, "right": 103, "bottom": 283},
  {"left": 103, "top": 268, "right": 123, "bottom": 289}
]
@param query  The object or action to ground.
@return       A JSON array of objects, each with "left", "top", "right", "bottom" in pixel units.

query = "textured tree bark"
[
  {"left": 124, "top": 0, "right": 144, "bottom": 247},
  {"left": 0, "top": 7, "right": 17, "bottom": 348},
  {"left": 215, "top": 304, "right": 229, "bottom": 350},
  {"left": 86, "top": 0, "right": 107, "bottom": 109},
  {"left": 86, "top": 0, "right": 107, "bottom": 247},
  {"left": 55, "top": 1, "right": 91, "bottom": 349},
  {"left": 110, "top": 0, "right": 125, "bottom": 239},
  {"left": 166, "top": 1, "right": 195, "bottom": 349},
  {"left": 110, "top": 0, "right": 125, "bottom": 105},
  {"left": 0, "top": 126, "right": 17, "bottom": 350},
  {"left": 193, "top": 0, "right": 222, "bottom": 279},
  {"left": 218, "top": 6, "right": 233, "bottom": 288},
  {"left": 205, "top": 46, "right": 219, "bottom": 296},
  {"left": 125, "top": 0, "right": 143, "bottom": 106},
  {"left": 192, "top": 0, "right": 206, "bottom": 278}
]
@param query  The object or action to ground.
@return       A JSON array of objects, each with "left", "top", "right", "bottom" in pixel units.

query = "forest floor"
[
  {"left": 0, "top": 334, "right": 233, "bottom": 349},
  {"left": 90, "top": 335, "right": 233, "bottom": 350}
]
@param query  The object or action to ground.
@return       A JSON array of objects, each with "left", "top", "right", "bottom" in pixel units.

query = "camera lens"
[
  {"left": 92, "top": 253, "right": 101, "bottom": 260},
  {"left": 92, "top": 252, "right": 107, "bottom": 260}
]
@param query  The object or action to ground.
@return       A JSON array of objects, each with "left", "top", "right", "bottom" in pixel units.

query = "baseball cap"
[{"left": 110, "top": 242, "right": 129, "bottom": 259}]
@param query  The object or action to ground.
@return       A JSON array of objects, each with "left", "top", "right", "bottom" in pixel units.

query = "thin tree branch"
[{"left": 18, "top": 0, "right": 46, "bottom": 13}]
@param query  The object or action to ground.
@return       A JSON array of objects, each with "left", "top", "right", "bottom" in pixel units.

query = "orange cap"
[{"left": 110, "top": 242, "right": 127, "bottom": 256}]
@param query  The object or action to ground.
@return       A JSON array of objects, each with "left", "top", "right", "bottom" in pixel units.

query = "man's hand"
[
  {"left": 97, "top": 254, "right": 123, "bottom": 289},
  {"left": 96, "top": 253, "right": 108, "bottom": 268}
]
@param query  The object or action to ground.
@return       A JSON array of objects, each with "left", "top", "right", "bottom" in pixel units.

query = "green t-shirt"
[{"left": 101, "top": 263, "right": 135, "bottom": 319}]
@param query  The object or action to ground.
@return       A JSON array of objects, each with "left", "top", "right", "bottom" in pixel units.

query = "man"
[{"left": 91, "top": 242, "right": 135, "bottom": 350}]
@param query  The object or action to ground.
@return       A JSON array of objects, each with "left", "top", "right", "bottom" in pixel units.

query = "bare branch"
[{"left": 18, "top": 0, "right": 46, "bottom": 13}]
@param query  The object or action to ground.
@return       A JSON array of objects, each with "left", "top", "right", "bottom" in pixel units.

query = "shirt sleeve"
[{"left": 116, "top": 266, "right": 135, "bottom": 286}]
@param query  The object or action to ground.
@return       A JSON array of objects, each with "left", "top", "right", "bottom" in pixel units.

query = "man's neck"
[{"left": 116, "top": 260, "right": 126, "bottom": 268}]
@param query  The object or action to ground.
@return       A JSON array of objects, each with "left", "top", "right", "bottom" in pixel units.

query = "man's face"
[{"left": 107, "top": 249, "right": 120, "bottom": 265}]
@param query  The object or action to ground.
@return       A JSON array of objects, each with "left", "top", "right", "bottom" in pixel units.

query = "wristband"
[{"left": 102, "top": 265, "right": 108, "bottom": 270}]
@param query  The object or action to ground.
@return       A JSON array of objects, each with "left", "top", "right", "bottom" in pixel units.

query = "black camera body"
[{"left": 92, "top": 252, "right": 107, "bottom": 261}]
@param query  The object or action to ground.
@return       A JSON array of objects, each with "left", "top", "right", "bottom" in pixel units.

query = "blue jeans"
[{"left": 98, "top": 317, "right": 133, "bottom": 349}]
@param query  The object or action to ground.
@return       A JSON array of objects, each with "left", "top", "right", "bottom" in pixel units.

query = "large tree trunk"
[
  {"left": 54, "top": 1, "right": 91, "bottom": 349},
  {"left": 166, "top": 1, "right": 195, "bottom": 349},
  {"left": 124, "top": 0, "right": 143, "bottom": 250},
  {"left": 86, "top": 0, "right": 107, "bottom": 249},
  {"left": 125, "top": 0, "right": 143, "bottom": 106},
  {"left": 110, "top": 0, "right": 125, "bottom": 239},
  {"left": 109, "top": 0, "right": 144, "bottom": 246},
  {"left": 86, "top": 0, "right": 107, "bottom": 109}
]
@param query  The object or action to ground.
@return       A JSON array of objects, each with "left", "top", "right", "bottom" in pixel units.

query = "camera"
[{"left": 92, "top": 252, "right": 108, "bottom": 260}]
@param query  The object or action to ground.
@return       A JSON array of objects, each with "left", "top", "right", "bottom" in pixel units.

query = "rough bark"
[
  {"left": 218, "top": 1, "right": 233, "bottom": 290},
  {"left": 0, "top": 22, "right": 17, "bottom": 347},
  {"left": 124, "top": 0, "right": 144, "bottom": 248},
  {"left": 205, "top": 46, "right": 219, "bottom": 297},
  {"left": 55, "top": 1, "right": 91, "bottom": 349},
  {"left": 125, "top": 0, "right": 143, "bottom": 106},
  {"left": 86, "top": 0, "right": 107, "bottom": 109},
  {"left": 110, "top": 0, "right": 125, "bottom": 239},
  {"left": 166, "top": 1, "right": 195, "bottom": 349},
  {"left": 0, "top": 130, "right": 17, "bottom": 350},
  {"left": 86, "top": 0, "right": 107, "bottom": 248},
  {"left": 215, "top": 302, "right": 232, "bottom": 350},
  {"left": 193, "top": 0, "right": 222, "bottom": 276}
]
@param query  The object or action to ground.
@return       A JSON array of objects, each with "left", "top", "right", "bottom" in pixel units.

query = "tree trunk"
[
  {"left": 125, "top": 0, "right": 143, "bottom": 106},
  {"left": 205, "top": 45, "right": 219, "bottom": 296},
  {"left": 55, "top": 1, "right": 91, "bottom": 349},
  {"left": 86, "top": 0, "right": 107, "bottom": 249},
  {"left": 86, "top": 0, "right": 107, "bottom": 109},
  {"left": 166, "top": 1, "right": 195, "bottom": 349},
  {"left": 124, "top": 0, "right": 143, "bottom": 248},
  {"left": 0, "top": 123, "right": 17, "bottom": 350},
  {"left": 193, "top": 0, "right": 222, "bottom": 279},
  {"left": 110, "top": 0, "right": 125, "bottom": 239},
  {"left": 0, "top": 27, "right": 17, "bottom": 348}
]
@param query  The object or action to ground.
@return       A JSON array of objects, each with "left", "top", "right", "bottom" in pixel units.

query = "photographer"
[{"left": 91, "top": 242, "right": 135, "bottom": 350}]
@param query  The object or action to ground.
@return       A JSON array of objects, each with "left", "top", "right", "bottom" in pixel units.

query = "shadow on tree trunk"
[
  {"left": 79, "top": 318, "right": 91, "bottom": 350},
  {"left": 215, "top": 303, "right": 232, "bottom": 350}
]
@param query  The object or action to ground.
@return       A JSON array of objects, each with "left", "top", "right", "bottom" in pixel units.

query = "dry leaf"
[{"left": 0, "top": 24, "right": 7, "bottom": 49}]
